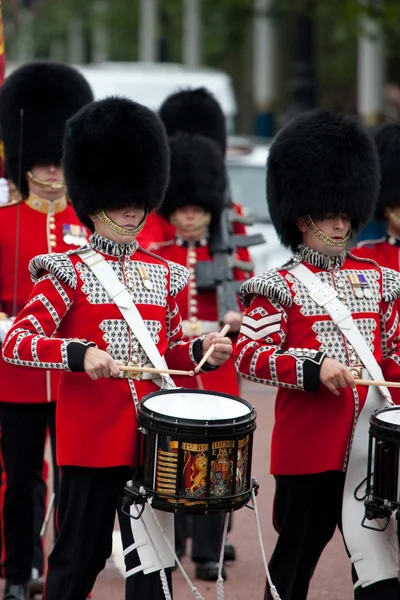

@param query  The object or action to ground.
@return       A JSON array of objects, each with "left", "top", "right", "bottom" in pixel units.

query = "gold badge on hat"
[{"left": 136, "top": 263, "right": 153, "bottom": 290}]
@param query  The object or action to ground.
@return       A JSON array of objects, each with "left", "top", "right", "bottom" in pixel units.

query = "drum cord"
[
  {"left": 216, "top": 513, "right": 230, "bottom": 600},
  {"left": 252, "top": 489, "right": 281, "bottom": 600},
  {"left": 147, "top": 497, "right": 205, "bottom": 600}
]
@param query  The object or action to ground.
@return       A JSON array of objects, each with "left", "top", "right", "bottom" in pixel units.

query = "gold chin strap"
[
  {"left": 306, "top": 215, "right": 351, "bottom": 247},
  {"left": 388, "top": 210, "right": 400, "bottom": 228},
  {"left": 26, "top": 171, "right": 65, "bottom": 190},
  {"left": 96, "top": 209, "right": 148, "bottom": 237},
  {"left": 170, "top": 211, "right": 211, "bottom": 233}
]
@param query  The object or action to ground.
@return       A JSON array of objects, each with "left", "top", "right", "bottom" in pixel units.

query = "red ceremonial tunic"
[
  {"left": 351, "top": 236, "right": 400, "bottom": 404},
  {"left": 0, "top": 195, "right": 88, "bottom": 403},
  {"left": 352, "top": 235, "right": 400, "bottom": 273},
  {"left": 234, "top": 244, "right": 400, "bottom": 476},
  {"left": 2, "top": 233, "right": 206, "bottom": 468},
  {"left": 149, "top": 237, "right": 245, "bottom": 395}
]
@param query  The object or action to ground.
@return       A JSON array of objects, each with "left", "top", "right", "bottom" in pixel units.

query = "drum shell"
[
  {"left": 135, "top": 389, "right": 257, "bottom": 514},
  {"left": 368, "top": 407, "right": 400, "bottom": 511}
]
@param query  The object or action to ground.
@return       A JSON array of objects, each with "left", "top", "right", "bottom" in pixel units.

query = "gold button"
[
  {"left": 48, "top": 215, "right": 55, "bottom": 223},
  {"left": 188, "top": 250, "right": 196, "bottom": 258},
  {"left": 132, "top": 344, "right": 139, "bottom": 352},
  {"left": 49, "top": 241, "right": 57, "bottom": 248},
  {"left": 49, "top": 223, "right": 56, "bottom": 230},
  {"left": 132, "top": 356, "right": 139, "bottom": 364},
  {"left": 190, "top": 299, "right": 197, "bottom": 305},
  {"left": 189, "top": 267, "right": 195, "bottom": 273},
  {"left": 189, "top": 316, "right": 198, "bottom": 322},
  {"left": 190, "top": 288, "right": 198, "bottom": 295},
  {"left": 191, "top": 306, "right": 198, "bottom": 314},
  {"left": 49, "top": 234, "right": 57, "bottom": 240}
]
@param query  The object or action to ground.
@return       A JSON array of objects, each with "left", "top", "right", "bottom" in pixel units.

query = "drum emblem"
[
  {"left": 187, "top": 452, "right": 208, "bottom": 496},
  {"left": 211, "top": 448, "right": 233, "bottom": 497}
]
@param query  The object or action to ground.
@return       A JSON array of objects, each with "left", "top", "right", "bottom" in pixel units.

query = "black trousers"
[
  {"left": 44, "top": 466, "right": 172, "bottom": 600},
  {"left": 265, "top": 471, "right": 400, "bottom": 600},
  {"left": 175, "top": 513, "right": 224, "bottom": 562},
  {"left": 0, "top": 401, "right": 58, "bottom": 584}
]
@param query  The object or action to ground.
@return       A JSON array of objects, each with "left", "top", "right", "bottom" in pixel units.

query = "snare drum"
[
  {"left": 133, "top": 389, "right": 256, "bottom": 514},
  {"left": 365, "top": 406, "right": 400, "bottom": 520}
]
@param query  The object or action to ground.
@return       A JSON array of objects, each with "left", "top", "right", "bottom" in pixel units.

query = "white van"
[
  {"left": 6, "top": 61, "right": 237, "bottom": 131},
  {"left": 73, "top": 62, "right": 237, "bottom": 133}
]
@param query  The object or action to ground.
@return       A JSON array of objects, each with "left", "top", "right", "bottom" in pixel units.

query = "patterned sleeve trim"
[
  {"left": 243, "top": 347, "right": 325, "bottom": 391},
  {"left": 168, "top": 261, "right": 190, "bottom": 297},
  {"left": 29, "top": 253, "right": 78, "bottom": 289},
  {"left": 381, "top": 267, "right": 400, "bottom": 303},
  {"left": 239, "top": 270, "right": 292, "bottom": 309}
]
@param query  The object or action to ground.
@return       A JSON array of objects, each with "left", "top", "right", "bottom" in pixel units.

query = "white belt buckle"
[{"left": 309, "top": 283, "right": 338, "bottom": 307}]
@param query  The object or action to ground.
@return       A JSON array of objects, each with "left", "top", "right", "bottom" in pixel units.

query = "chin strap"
[
  {"left": 306, "top": 215, "right": 351, "bottom": 247},
  {"left": 96, "top": 209, "right": 148, "bottom": 237},
  {"left": 170, "top": 211, "right": 211, "bottom": 233},
  {"left": 26, "top": 170, "right": 65, "bottom": 190}
]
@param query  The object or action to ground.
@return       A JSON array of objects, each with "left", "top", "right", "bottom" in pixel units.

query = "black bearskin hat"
[
  {"left": 158, "top": 134, "right": 226, "bottom": 222},
  {"left": 158, "top": 87, "right": 227, "bottom": 156},
  {"left": 0, "top": 61, "right": 93, "bottom": 198},
  {"left": 63, "top": 96, "right": 170, "bottom": 231},
  {"left": 373, "top": 123, "right": 400, "bottom": 219},
  {"left": 267, "top": 110, "right": 380, "bottom": 251}
]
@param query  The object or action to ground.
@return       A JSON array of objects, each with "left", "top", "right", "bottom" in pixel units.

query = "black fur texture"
[
  {"left": 267, "top": 110, "right": 380, "bottom": 250},
  {"left": 159, "top": 133, "right": 226, "bottom": 221},
  {"left": 0, "top": 61, "right": 93, "bottom": 197},
  {"left": 63, "top": 96, "right": 170, "bottom": 230},
  {"left": 158, "top": 87, "right": 227, "bottom": 155},
  {"left": 373, "top": 123, "right": 400, "bottom": 219}
]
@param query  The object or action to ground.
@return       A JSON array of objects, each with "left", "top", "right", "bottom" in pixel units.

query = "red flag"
[{"left": 0, "top": 0, "right": 5, "bottom": 177}]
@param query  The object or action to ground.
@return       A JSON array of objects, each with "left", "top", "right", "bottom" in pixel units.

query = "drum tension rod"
[{"left": 121, "top": 480, "right": 150, "bottom": 520}]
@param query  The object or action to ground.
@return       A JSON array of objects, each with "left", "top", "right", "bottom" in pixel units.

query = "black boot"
[
  {"left": 224, "top": 540, "right": 236, "bottom": 561},
  {"left": 3, "top": 583, "right": 27, "bottom": 600},
  {"left": 195, "top": 561, "right": 226, "bottom": 581}
]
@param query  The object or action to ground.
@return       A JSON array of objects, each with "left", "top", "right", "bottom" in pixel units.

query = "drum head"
[
  {"left": 374, "top": 407, "right": 400, "bottom": 427},
  {"left": 143, "top": 390, "right": 251, "bottom": 421}
]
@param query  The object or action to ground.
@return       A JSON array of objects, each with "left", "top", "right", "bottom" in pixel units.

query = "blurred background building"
[
  {"left": 3, "top": 0, "right": 400, "bottom": 261},
  {"left": 3, "top": 0, "right": 400, "bottom": 137}
]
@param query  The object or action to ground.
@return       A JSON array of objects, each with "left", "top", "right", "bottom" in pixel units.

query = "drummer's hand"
[
  {"left": 320, "top": 358, "right": 356, "bottom": 396},
  {"left": 223, "top": 310, "right": 242, "bottom": 333},
  {"left": 84, "top": 347, "right": 121, "bottom": 380},
  {"left": 202, "top": 333, "right": 233, "bottom": 366}
]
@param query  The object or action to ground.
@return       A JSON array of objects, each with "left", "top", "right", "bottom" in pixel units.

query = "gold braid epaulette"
[{"left": 0, "top": 197, "right": 25, "bottom": 209}]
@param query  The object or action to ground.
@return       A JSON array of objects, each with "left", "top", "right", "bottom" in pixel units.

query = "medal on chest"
[
  {"left": 136, "top": 263, "right": 153, "bottom": 290},
  {"left": 347, "top": 272, "right": 372, "bottom": 299},
  {"left": 63, "top": 224, "right": 88, "bottom": 246}
]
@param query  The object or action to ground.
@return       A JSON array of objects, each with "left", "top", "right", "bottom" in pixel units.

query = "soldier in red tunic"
[
  {"left": 2, "top": 96, "right": 232, "bottom": 600},
  {"left": 234, "top": 111, "right": 400, "bottom": 599},
  {"left": 0, "top": 61, "right": 93, "bottom": 600},
  {"left": 137, "top": 87, "right": 252, "bottom": 267},
  {"left": 149, "top": 133, "right": 243, "bottom": 581},
  {"left": 352, "top": 124, "right": 400, "bottom": 271}
]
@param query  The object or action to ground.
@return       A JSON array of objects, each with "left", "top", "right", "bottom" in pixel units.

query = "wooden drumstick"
[
  {"left": 119, "top": 365, "right": 195, "bottom": 377},
  {"left": 355, "top": 379, "right": 400, "bottom": 389},
  {"left": 194, "top": 323, "right": 231, "bottom": 374}
]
